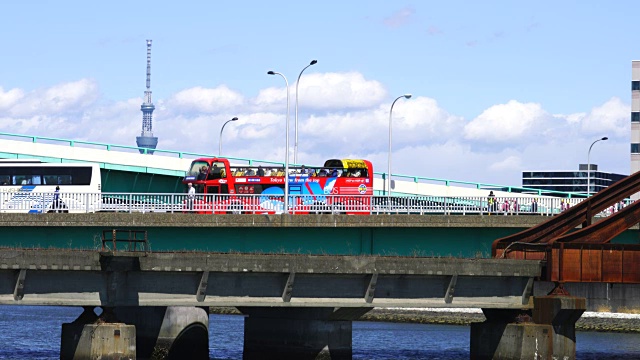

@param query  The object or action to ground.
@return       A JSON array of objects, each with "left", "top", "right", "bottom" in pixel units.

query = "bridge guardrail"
[{"left": 0, "top": 191, "right": 623, "bottom": 216}]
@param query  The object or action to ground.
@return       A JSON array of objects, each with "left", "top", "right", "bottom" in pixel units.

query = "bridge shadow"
[{"left": 167, "top": 322, "right": 209, "bottom": 360}]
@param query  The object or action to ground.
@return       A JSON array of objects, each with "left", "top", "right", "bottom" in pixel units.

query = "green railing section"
[{"left": 0, "top": 131, "right": 587, "bottom": 198}]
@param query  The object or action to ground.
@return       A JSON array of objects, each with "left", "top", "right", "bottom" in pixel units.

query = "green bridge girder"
[
  {"left": 0, "top": 214, "right": 638, "bottom": 258},
  {"left": 100, "top": 168, "right": 185, "bottom": 193}
]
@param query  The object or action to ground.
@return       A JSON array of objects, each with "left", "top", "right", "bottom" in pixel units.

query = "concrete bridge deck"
[{"left": 0, "top": 249, "right": 541, "bottom": 309}]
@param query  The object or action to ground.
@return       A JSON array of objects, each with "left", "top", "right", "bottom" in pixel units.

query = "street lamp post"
[
  {"left": 294, "top": 59, "right": 317, "bottom": 165},
  {"left": 268, "top": 70, "right": 291, "bottom": 214},
  {"left": 587, "top": 136, "right": 608, "bottom": 196},
  {"left": 218, "top": 117, "right": 239, "bottom": 156},
  {"left": 387, "top": 94, "right": 412, "bottom": 207}
]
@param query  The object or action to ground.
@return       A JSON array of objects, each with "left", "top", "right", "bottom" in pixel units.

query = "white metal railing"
[{"left": 0, "top": 191, "right": 624, "bottom": 216}]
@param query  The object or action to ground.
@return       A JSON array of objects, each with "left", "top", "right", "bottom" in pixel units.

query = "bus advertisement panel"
[{"left": 182, "top": 158, "right": 373, "bottom": 214}]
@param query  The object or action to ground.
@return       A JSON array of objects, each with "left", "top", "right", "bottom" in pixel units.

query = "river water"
[{"left": 0, "top": 306, "right": 638, "bottom": 359}]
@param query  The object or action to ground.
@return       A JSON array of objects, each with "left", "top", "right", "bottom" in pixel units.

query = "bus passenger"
[
  {"left": 300, "top": 165, "right": 312, "bottom": 175},
  {"left": 197, "top": 166, "right": 208, "bottom": 181},
  {"left": 208, "top": 164, "right": 221, "bottom": 180},
  {"left": 257, "top": 166, "right": 265, "bottom": 177}
]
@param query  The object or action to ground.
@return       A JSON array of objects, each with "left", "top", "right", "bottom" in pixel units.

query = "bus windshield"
[{"left": 187, "top": 161, "right": 227, "bottom": 182}]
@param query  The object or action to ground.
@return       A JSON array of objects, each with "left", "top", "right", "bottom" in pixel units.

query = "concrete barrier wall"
[{"left": 0, "top": 138, "right": 194, "bottom": 173}]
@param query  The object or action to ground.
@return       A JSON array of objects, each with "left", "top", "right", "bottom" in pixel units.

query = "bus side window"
[{"left": 14, "top": 176, "right": 29, "bottom": 185}]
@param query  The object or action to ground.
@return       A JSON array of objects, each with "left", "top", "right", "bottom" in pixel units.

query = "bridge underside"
[{"left": 0, "top": 250, "right": 540, "bottom": 309}]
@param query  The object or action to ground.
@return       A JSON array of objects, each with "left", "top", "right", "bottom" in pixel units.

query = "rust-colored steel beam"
[
  {"left": 546, "top": 242, "right": 640, "bottom": 283},
  {"left": 552, "top": 200, "right": 640, "bottom": 244},
  {"left": 492, "top": 170, "right": 640, "bottom": 257}
]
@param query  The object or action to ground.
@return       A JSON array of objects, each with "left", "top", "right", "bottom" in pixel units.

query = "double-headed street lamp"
[
  {"left": 587, "top": 136, "right": 608, "bottom": 196},
  {"left": 294, "top": 59, "right": 317, "bottom": 165},
  {"left": 387, "top": 94, "right": 412, "bottom": 205},
  {"left": 218, "top": 117, "right": 239, "bottom": 156},
  {"left": 267, "top": 70, "right": 291, "bottom": 213}
]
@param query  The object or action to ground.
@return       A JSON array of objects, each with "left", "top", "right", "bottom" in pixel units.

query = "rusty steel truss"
[{"left": 492, "top": 171, "right": 640, "bottom": 284}]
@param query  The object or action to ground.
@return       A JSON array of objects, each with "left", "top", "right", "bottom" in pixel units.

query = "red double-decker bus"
[{"left": 182, "top": 158, "right": 373, "bottom": 214}]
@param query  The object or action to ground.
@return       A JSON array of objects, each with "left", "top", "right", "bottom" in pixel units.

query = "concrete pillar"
[
  {"left": 240, "top": 307, "right": 369, "bottom": 360},
  {"left": 113, "top": 306, "right": 209, "bottom": 360},
  {"left": 532, "top": 296, "right": 586, "bottom": 359},
  {"left": 61, "top": 306, "right": 136, "bottom": 360},
  {"left": 470, "top": 296, "right": 585, "bottom": 360}
]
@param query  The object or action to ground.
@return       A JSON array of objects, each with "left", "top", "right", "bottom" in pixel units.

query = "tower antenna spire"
[
  {"left": 146, "top": 39, "right": 152, "bottom": 91},
  {"left": 136, "top": 39, "right": 158, "bottom": 154}
]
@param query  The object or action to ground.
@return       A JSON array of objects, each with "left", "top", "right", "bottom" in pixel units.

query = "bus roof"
[
  {"left": 0, "top": 159, "right": 42, "bottom": 163},
  {"left": 323, "top": 159, "right": 370, "bottom": 168},
  {"left": 0, "top": 161, "right": 98, "bottom": 167}
]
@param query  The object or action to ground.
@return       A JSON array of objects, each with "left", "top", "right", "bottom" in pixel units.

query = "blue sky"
[{"left": 0, "top": 1, "right": 637, "bottom": 186}]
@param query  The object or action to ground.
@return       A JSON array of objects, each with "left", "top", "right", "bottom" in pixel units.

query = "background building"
[
  {"left": 633, "top": 61, "right": 640, "bottom": 174},
  {"left": 632, "top": 60, "right": 640, "bottom": 199},
  {"left": 522, "top": 164, "right": 626, "bottom": 195}
]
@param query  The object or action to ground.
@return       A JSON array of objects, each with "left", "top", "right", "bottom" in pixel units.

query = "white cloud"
[
  {"left": 165, "top": 85, "right": 244, "bottom": 114},
  {"left": 383, "top": 7, "right": 416, "bottom": 28},
  {"left": 396, "top": 97, "right": 464, "bottom": 141},
  {"left": 579, "top": 97, "right": 629, "bottom": 137},
  {"left": 489, "top": 155, "right": 522, "bottom": 172},
  {"left": 253, "top": 86, "right": 287, "bottom": 110},
  {"left": 0, "top": 87, "right": 24, "bottom": 112},
  {"left": 282, "top": 96, "right": 465, "bottom": 166},
  {"left": 255, "top": 72, "right": 387, "bottom": 111},
  {"left": 464, "top": 100, "right": 548, "bottom": 142},
  {"left": 8, "top": 79, "right": 99, "bottom": 117}
]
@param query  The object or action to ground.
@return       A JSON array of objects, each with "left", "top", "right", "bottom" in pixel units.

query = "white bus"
[{"left": 0, "top": 161, "right": 102, "bottom": 213}]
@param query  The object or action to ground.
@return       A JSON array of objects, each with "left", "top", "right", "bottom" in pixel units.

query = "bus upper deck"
[{"left": 182, "top": 158, "right": 374, "bottom": 214}]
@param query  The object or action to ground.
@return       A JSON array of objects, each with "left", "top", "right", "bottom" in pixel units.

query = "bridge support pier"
[
  {"left": 113, "top": 306, "right": 209, "bottom": 360},
  {"left": 61, "top": 306, "right": 136, "bottom": 360},
  {"left": 470, "top": 296, "right": 585, "bottom": 359},
  {"left": 240, "top": 307, "right": 371, "bottom": 360}
]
